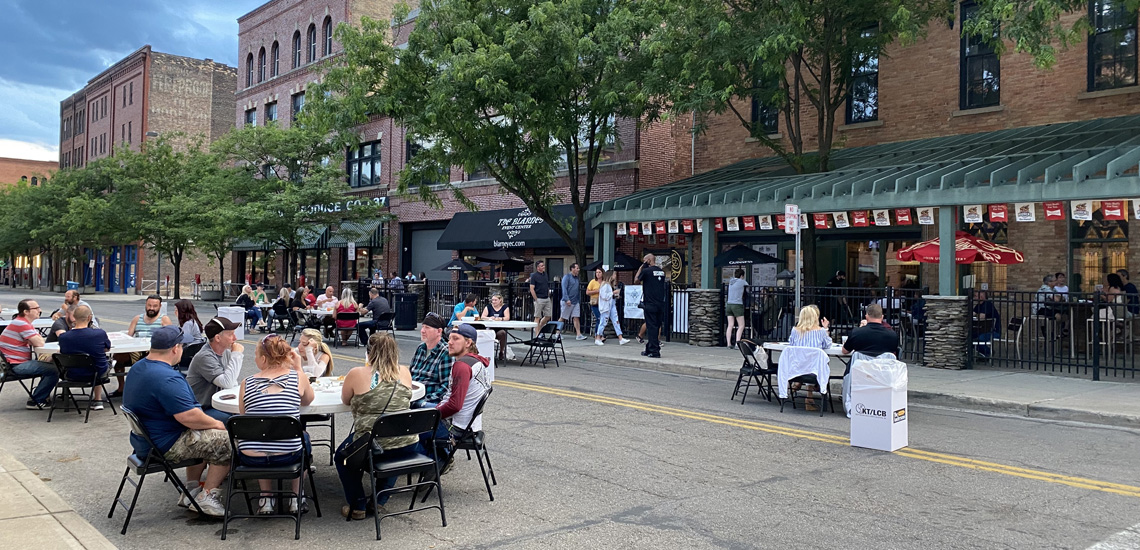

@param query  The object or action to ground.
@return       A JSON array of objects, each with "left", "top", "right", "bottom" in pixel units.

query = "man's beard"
[{"left": 145, "top": 310, "right": 159, "bottom": 318}]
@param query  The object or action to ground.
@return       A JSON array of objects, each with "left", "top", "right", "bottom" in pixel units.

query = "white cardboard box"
[
  {"left": 217, "top": 306, "right": 246, "bottom": 341},
  {"left": 850, "top": 386, "right": 908, "bottom": 452}
]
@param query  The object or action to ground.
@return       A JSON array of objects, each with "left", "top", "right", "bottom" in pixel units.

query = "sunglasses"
[{"left": 260, "top": 333, "right": 279, "bottom": 350}]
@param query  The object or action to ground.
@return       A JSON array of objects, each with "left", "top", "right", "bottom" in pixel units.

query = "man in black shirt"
[
  {"left": 841, "top": 303, "right": 900, "bottom": 417},
  {"left": 1118, "top": 269, "right": 1139, "bottom": 316},
  {"left": 636, "top": 254, "right": 668, "bottom": 358},
  {"left": 529, "top": 261, "right": 552, "bottom": 336}
]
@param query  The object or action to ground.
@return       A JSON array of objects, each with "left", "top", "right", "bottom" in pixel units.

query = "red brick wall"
[{"left": 0, "top": 158, "right": 56, "bottom": 186}]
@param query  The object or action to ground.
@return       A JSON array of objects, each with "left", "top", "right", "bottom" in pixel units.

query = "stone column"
[
  {"left": 688, "top": 289, "right": 722, "bottom": 347},
  {"left": 922, "top": 295, "right": 969, "bottom": 370},
  {"left": 407, "top": 283, "right": 426, "bottom": 320}
]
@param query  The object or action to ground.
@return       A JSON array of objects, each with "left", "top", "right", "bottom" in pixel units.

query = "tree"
[
  {"left": 964, "top": 0, "right": 1139, "bottom": 68},
  {"left": 306, "top": 0, "right": 664, "bottom": 268}
]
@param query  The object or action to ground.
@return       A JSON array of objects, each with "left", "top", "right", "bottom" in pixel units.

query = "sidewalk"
[
  {"left": 395, "top": 328, "right": 1140, "bottom": 429},
  {"left": 0, "top": 448, "right": 116, "bottom": 550},
  {"left": 0, "top": 287, "right": 149, "bottom": 302}
]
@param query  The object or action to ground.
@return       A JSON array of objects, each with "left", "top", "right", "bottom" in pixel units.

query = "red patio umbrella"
[{"left": 895, "top": 231, "right": 1025, "bottom": 264}]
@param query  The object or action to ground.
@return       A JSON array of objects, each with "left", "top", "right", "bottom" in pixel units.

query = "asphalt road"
[{"left": 1, "top": 293, "right": 1138, "bottom": 549}]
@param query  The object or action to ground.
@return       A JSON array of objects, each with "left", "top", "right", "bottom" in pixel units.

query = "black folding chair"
[
  {"left": 0, "top": 353, "right": 39, "bottom": 402},
  {"left": 50, "top": 353, "right": 117, "bottom": 423},
  {"left": 301, "top": 412, "right": 336, "bottom": 466},
  {"left": 520, "top": 323, "right": 560, "bottom": 368},
  {"left": 367, "top": 408, "right": 446, "bottom": 540},
  {"left": 452, "top": 387, "right": 497, "bottom": 501},
  {"left": 732, "top": 340, "right": 775, "bottom": 404},
  {"left": 109, "top": 406, "right": 205, "bottom": 534},
  {"left": 334, "top": 312, "right": 361, "bottom": 348},
  {"left": 176, "top": 342, "right": 206, "bottom": 374},
  {"left": 376, "top": 311, "right": 396, "bottom": 335},
  {"left": 222, "top": 415, "right": 321, "bottom": 540}
]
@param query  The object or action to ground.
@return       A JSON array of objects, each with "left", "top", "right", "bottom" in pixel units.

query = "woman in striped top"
[
  {"left": 787, "top": 305, "right": 830, "bottom": 411},
  {"left": 238, "top": 333, "right": 315, "bottom": 515}
]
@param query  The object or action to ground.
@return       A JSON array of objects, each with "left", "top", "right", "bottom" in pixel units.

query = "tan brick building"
[{"left": 0, "top": 158, "right": 56, "bottom": 187}]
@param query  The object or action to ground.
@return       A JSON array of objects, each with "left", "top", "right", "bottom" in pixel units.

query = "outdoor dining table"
[
  {"left": 211, "top": 377, "right": 426, "bottom": 415},
  {"left": 0, "top": 318, "right": 56, "bottom": 335},
  {"left": 454, "top": 318, "right": 538, "bottom": 345},
  {"left": 35, "top": 333, "right": 153, "bottom": 356},
  {"left": 762, "top": 342, "right": 851, "bottom": 375},
  {"left": 1, "top": 308, "right": 19, "bottom": 318}
]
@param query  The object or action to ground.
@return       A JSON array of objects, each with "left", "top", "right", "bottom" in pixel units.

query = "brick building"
[
  {"left": 0, "top": 157, "right": 55, "bottom": 187},
  {"left": 58, "top": 46, "right": 237, "bottom": 294}
]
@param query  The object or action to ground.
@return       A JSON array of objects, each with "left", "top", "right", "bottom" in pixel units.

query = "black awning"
[{"left": 437, "top": 204, "right": 594, "bottom": 251}]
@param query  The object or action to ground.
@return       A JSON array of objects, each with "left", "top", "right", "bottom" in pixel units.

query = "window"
[
  {"left": 77, "top": 146, "right": 83, "bottom": 166},
  {"left": 258, "top": 48, "right": 266, "bottom": 83},
  {"left": 246, "top": 53, "right": 254, "bottom": 87},
  {"left": 245, "top": 108, "right": 257, "bottom": 127},
  {"left": 750, "top": 73, "right": 780, "bottom": 135},
  {"left": 265, "top": 102, "right": 278, "bottom": 122},
  {"left": 271, "top": 42, "right": 280, "bottom": 77},
  {"left": 122, "top": 87, "right": 127, "bottom": 108},
  {"left": 292, "top": 31, "right": 302, "bottom": 68},
  {"left": 128, "top": 121, "right": 132, "bottom": 144},
  {"left": 346, "top": 139, "right": 382, "bottom": 187},
  {"left": 960, "top": 2, "right": 1000, "bottom": 109},
  {"left": 406, "top": 137, "right": 449, "bottom": 185},
  {"left": 129, "top": 82, "right": 133, "bottom": 105},
  {"left": 101, "top": 133, "right": 106, "bottom": 155},
  {"left": 307, "top": 24, "right": 317, "bottom": 62},
  {"left": 76, "top": 110, "right": 84, "bottom": 134},
  {"left": 323, "top": 17, "right": 333, "bottom": 56},
  {"left": 847, "top": 28, "right": 880, "bottom": 124},
  {"left": 121, "top": 124, "right": 125, "bottom": 143},
  {"left": 31, "top": 177, "right": 38, "bottom": 186},
  {"left": 1089, "top": 0, "right": 1138, "bottom": 91},
  {"left": 291, "top": 92, "right": 305, "bottom": 120},
  {"left": 1072, "top": 202, "right": 1129, "bottom": 291},
  {"left": 102, "top": 97, "right": 107, "bottom": 118}
]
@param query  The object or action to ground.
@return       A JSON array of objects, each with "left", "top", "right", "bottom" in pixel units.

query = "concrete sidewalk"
[{"left": 0, "top": 448, "right": 116, "bottom": 550}]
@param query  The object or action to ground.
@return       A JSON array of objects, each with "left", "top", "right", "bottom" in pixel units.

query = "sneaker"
[
  {"left": 177, "top": 486, "right": 202, "bottom": 508},
  {"left": 194, "top": 488, "right": 226, "bottom": 517},
  {"left": 258, "top": 497, "right": 276, "bottom": 515},
  {"left": 341, "top": 505, "right": 366, "bottom": 521},
  {"left": 440, "top": 456, "right": 456, "bottom": 476},
  {"left": 286, "top": 498, "right": 299, "bottom": 514},
  {"left": 595, "top": 340, "right": 604, "bottom": 346},
  {"left": 25, "top": 400, "right": 50, "bottom": 410},
  {"left": 575, "top": 334, "right": 587, "bottom": 340},
  {"left": 619, "top": 338, "right": 630, "bottom": 346},
  {"left": 91, "top": 402, "right": 104, "bottom": 411}
]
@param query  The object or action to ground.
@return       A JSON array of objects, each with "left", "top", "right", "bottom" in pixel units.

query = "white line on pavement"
[{"left": 1086, "top": 522, "right": 1140, "bottom": 550}]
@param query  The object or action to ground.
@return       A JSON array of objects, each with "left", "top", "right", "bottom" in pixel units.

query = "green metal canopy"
[
  {"left": 592, "top": 114, "right": 1140, "bottom": 226},
  {"left": 232, "top": 239, "right": 269, "bottom": 252},
  {"left": 327, "top": 220, "right": 383, "bottom": 247}
]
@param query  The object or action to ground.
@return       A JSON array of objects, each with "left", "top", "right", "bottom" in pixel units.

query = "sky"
[{"left": 0, "top": 0, "right": 266, "bottom": 161}]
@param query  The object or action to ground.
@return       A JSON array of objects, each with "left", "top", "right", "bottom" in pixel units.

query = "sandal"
[{"left": 341, "top": 505, "right": 366, "bottom": 521}]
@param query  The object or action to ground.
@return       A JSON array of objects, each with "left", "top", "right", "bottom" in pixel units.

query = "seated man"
[
  {"left": 55, "top": 289, "right": 97, "bottom": 328},
  {"left": 57, "top": 305, "right": 111, "bottom": 410},
  {"left": 0, "top": 299, "right": 59, "bottom": 409},
  {"left": 841, "top": 304, "right": 900, "bottom": 418},
  {"left": 410, "top": 313, "right": 453, "bottom": 407},
  {"left": 186, "top": 317, "right": 244, "bottom": 422},
  {"left": 388, "top": 276, "right": 405, "bottom": 292},
  {"left": 972, "top": 290, "right": 1001, "bottom": 359},
  {"left": 46, "top": 303, "right": 72, "bottom": 343},
  {"left": 426, "top": 324, "right": 491, "bottom": 471},
  {"left": 112, "top": 295, "right": 172, "bottom": 397},
  {"left": 356, "top": 287, "right": 392, "bottom": 342},
  {"left": 314, "top": 285, "right": 338, "bottom": 337},
  {"left": 123, "top": 326, "right": 230, "bottom": 517},
  {"left": 449, "top": 293, "right": 479, "bottom": 326}
]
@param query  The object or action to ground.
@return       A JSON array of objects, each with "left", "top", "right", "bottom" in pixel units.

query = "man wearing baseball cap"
[
  {"left": 186, "top": 317, "right": 244, "bottom": 422},
  {"left": 122, "top": 326, "right": 231, "bottom": 517},
  {"left": 425, "top": 324, "right": 491, "bottom": 472},
  {"left": 409, "top": 312, "right": 454, "bottom": 407}
]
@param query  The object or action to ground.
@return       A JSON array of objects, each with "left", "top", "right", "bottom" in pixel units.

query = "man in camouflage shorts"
[{"left": 123, "top": 326, "right": 231, "bottom": 516}]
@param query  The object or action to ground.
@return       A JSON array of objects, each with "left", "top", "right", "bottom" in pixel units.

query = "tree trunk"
[
  {"left": 171, "top": 249, "right": 183, "bottom": 299},
  {"left": 216, "top": 252, "right": 225, "bottom": 291}
]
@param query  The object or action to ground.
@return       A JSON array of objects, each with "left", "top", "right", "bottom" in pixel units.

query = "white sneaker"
[
  {"left": 194, "top": 488, "right": 226, "bottom": 517},
  {"left": 619, "top": 338, "right": 630, "bottom": 345},
  {"left": 595, "top": 340, "right": 604, "bottom": 346},
  {"left": 575, "top": 334, "right": 587, "bottom": 340},
  {"left": 287, "top": 498, "right": 299, "bottom": 514},
  {"left": 91, "top": 402, "right": 104, "bottom": 411},
  {"left": 177, "top": 486, "right": 201, "bottom": 508},
  {"left": 257, "top": 497, "right": 275, "bottom": 515}
]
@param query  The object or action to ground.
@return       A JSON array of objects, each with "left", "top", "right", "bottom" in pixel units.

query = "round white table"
[
  {"left": 35, "top": 335, "right": 153, "bottom": 356},
  {"left": 211, "top": 377, "right": 425, "bottom": 415},
  {"left": 453, "top": 319, "right": 537, "bottom": 331}
]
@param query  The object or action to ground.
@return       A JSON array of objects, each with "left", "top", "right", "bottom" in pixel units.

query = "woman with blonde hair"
[
  {"left": 787, "top": 304, "right": 831, "bottom": 411},
  {"left": 594, "top": 270, "right": 630, "bottom": 346},
  {"left": 296, "top": 328, "right": 334, "bottom": 377},
  {"left": 335, "top": 333, "right": 419, "bottom": 520},
  {"left": 335, "top": 288, "right": 360, "bottom": 346}
]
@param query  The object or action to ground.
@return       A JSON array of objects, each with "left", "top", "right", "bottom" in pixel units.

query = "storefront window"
[
  {"left": 963, "top": 220, "right": 1009, "bottom": 292},
  {"left": 1071, "top": 202, "right": 1128, "bottom": 293},
  {"left": 344, "top": 247, "right": 383, "bottom": 281}
]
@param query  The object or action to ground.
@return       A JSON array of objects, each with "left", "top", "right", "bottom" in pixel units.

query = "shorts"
[
  {"left": 726, "top": 303, "right": 745, "bottom": 317},
  {"left": 534, "top": 298, "right": 553, "bottom": 319},
  {"left": 164, "top": 428, "right": 232, "bottom": 466},
  {"left": 560, "top": 302, "right": 581, "bottom": 319}
]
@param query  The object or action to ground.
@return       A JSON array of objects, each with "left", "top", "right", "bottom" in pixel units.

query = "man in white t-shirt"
[{"left": 1054, "top": 272, "right": 1069, "bottom": 296}]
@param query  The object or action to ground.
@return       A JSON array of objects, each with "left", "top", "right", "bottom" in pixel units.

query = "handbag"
[{"left": 335, "top": 382, "right": 398, "bottom": 471}]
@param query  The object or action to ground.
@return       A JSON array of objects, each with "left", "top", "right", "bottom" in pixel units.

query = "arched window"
[
  {"left": 246, "top": 53, "right": 254, "bottom": 87},
  {"left": 307, "top": 24, "right": 317, "bottom": 62},
  {"left": 292, "top": 31, "right": 302, "bottom": 68},
  {"left": 271, "top": 42, "right": 280, "bottom": 77},
  {"left": 30, "top": 177, "right": 38, "bottom": 186},
  {"left": 323, "top": 17, "right": 333, "bottom": 56},
  {"left": 257, "top": 48, "right": 266, "bottom": 83}
]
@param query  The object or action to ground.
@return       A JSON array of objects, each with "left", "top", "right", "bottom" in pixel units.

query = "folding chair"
[
  {"left": 109, "top": 406, "right": 205, "bottom": 534},
  {"left": 551, "top": 321, "right": 567, "bottom": 361},
  {"left": 0, "top": 353, "right": 39, "bottom": 402},
  {"left": 301, "top": 413, "right": 336, "bottom": 466},
  {"left": 367, "top": 408, "right": 446, "bottom": 540},
  {"left": 49, "top": 353, "right": 117, "bottom": 423},
  {"left": 377, "top": 311, "right": 396, "bottom": 335},
  {"left": 732, "top": 340, "right": 775, "bottom": 404},
  {"left": 176, "top": 342, "right": 206, "bottom": 375},
  {"left": 520, "top": 323, "right": 560, "bottom": 368},
  {"left": 451, "top": 387, "right": 497, "bottom": 500},
  {"left": 334, "top": 312, "right": 361, "bottom": 348},
  {"left": 776, "top": 346, "right": 831, "bottom": 416},
  {"left": 222, "top": 415, "right": 321, "bottom": 540}
]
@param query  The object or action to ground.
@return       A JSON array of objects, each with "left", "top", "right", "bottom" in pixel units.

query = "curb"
[{"left": 0, "top": 448, "right": 116, "bottom": 550}]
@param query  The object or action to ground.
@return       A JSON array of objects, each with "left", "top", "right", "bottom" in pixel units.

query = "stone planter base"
[
  {"left": 921, "top": 295, "right": 969, "bottom": 370},
  {"left": 687, "top": 289, "right": 722, "bottom": 347}
]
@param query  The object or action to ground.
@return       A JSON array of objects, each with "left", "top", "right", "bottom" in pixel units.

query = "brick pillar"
[
  {"left": 922, "top": 295, "right": 969, "bottom": 370},
  {"left": 688, "top": 289, "right": 722, "bottom": 347}
]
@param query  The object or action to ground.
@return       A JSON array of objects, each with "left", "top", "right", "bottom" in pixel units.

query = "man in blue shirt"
[
  {"left": 122, "top": 326, "right": 230, "bottom": 517},
  {"left": 449, "top": 293, "right": 479, "bottom": 326},
  {"left": 57, "top": 305, "right": 111, "bottom": 409},
  {"left": 559, "top": 263, "right": 585, "bottom": 340}
]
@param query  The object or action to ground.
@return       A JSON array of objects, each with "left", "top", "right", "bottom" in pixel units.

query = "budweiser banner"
[
  {"left": 1043, "top": 201, "right": 1065, "bottom": 220},
  {"left": 917, "top": 207, "right": 935, "bottom": 225},
  {"left": 963, "top": 205, "right": 984, "bottom": 224},
  {"left": 742, "top": 216, "right": 756, "bottom": 231},
  {"left": 873, "top": 209, "right": 891, "bottom": 226},
  {"left": 1102, "top": 200, "right": 1126, "bottom": 220},
  {"left": 852, "top": 211, "right": 869, "bottom": 227},
  {"left": 832, "top": 212, "right": 850, "bottom": 228},
  {"left": 895, "top": 209, "right": 912, "bottom": 225},
  {"left": 989, "top": 204, "right": 1008, "bottom": 222},
  {"left": 759, "top": 215, "right": 773, "bottom": 230},
  {"left": 628, "top": 222, "right": 639, "bottom": 235},
  {"left": 776, "top": 215, "right": 787, "bottom": 230},
  {"left": 725, "top": 217, "right": 740, "bottom": 231},
  {"left": 668, "top": 219, "right": 680, "bottom": 233},
  {"left": 714, "top": 218, "right": 724, "bottom": 232},
  {"left": 1014, "top": 203, "right": 1036, "bottom": 222},
  {"left": 813, "top": 213, "right": 829, "bottom": 229},
  {"left": 682, "top": 219, "right": 694, "bottom": 233},
  {"left": 616, "top": 222, "right": 627, "bottom": 236},
  {"left": 655, "top": 221, "right": 667, "bottom": 234},
  {"left": 1069, "top": 200, "right": 1091, "bottom": 221}
]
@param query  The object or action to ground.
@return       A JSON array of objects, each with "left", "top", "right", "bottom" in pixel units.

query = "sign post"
[{"left": 785, "top": 204, "right": 801, "bottom": 316}]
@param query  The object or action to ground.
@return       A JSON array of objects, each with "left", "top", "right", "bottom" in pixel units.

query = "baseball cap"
[
  {"left": 150, "top": 326, "right": 184, "bottom": 350},
  {"left": 205, "top": 316, "right": 241, "bottom": 339},
  {"left": 423, "top": 312, "right": 448, "bottom": 330},
  {"left": 452, "top": 323, "right": 478, "bottom": 342}
]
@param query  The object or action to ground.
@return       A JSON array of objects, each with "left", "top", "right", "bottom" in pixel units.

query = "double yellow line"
[{"left": 494, "top": 379, "right": 1140, "bottom": 499}]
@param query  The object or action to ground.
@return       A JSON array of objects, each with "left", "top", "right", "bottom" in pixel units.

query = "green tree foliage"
[
  {"left": 964, "top": 0, "right": 1139, "bottom": 68},
  {"left": 306, "top": 0, "right": 664, "bottom": 267}
]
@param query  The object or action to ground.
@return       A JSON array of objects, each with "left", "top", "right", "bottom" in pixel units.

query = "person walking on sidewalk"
[
  {"left": 637, "top": 254, "right": 668, "bottom": 358},
  {"left": 725, "top": 268, "right": 748, "bottom": 348},
  {"left": 559, "top": 263, "right": 586, "bottom": 340},
  {"left": 594, "top": 271, "right": 630, "bottom": 346},
  {"left": 586, "top": 267, "right": 604, "bottom": 337},
  {"left": 529, "top": 261, "right": 552, "bottom": 337}
]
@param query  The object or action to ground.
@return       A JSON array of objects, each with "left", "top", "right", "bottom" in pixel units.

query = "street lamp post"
[{"left": 145, "top": 131, "right": 160, "bottom": 297}]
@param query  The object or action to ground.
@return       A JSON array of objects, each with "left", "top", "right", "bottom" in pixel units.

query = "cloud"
[{"left": 0, "top": 139, "right": 58, "bottom": 162}]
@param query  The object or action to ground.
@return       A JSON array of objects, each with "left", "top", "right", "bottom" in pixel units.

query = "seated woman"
[
  {"left": 296, "top": 328, "right": 334, "bottom": 378},
  {"left": 236, "top": 285, "right": 264, "bottom": 333},
  {"left": 237, "top": 334, "right": 315, "bottom": 515},
  {"left": 787, "top": 304, "right": 831, "bottom": 411},
  {"left": 175, "top": 299, "right": 206, "bottom": 345},
  {"left": 335, "top": 333, "right": 419, "bottom": 520},
  {"left": 481, "top": 293, "right": 511, "bottom": 361},
  {"left": 266, "top": 288, "right": 292, "bottom": 331},
  {"left": 334, "top": 289, "right": 360, "bottom": 345}
]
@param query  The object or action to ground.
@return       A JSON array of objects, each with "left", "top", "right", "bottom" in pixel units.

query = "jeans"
[
  {"left": 420, "top": 422, "right": 454, "bottom": 469},
  {"left": 238, "top": 433, "right": 310, "bottom": 466},
  {"left": 266, "top": 310, "right": 288, "bottom": 330},
  {"left": 245, "top": 308, "right": 263, "bottom": 330},
  {"left": 202, "top": 406, "right": 232, "bottom": 422},
  {"left": 335, "top": 433, "right": 422, "bottom": 510},
  {"left": 590, "top": 305, "right": 601, "bottom": 334},
  {"left": 357, "top": 319, "right": 383, "bottom": 342},
  {"left": 12, "top": 360, "right": 59, "bottom": 403},
  {"left": 595, "top": 304, "right": 622, "bottom": 337}
]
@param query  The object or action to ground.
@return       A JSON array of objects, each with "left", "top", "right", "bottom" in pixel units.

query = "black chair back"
[
  {"left": 52, "top": 352, "right": 100, "bottom": 381},
  {"left": 121, "top": 406, "right": 163, "bottom": 454},
  {"left": 178, "top": 342, "right": 206, "bottom": 371},
  {"left": 370, "top": 408, "right": 440, "bottom": 440},
  {"left": 1008, "top": 316, "right": 1025, "bottom": 333},
  {"left": 272, "top": 299, "right": 290, "bottom": 315},
  {"left": 376, "top": 311, "right": 395, "bottom": 326},
  {"left": 226, "top": 415, "right": 305, "bottom": 442},
  {"left": 737, "top": 340, "right": 763, "bottom": 369},
  {"left": 459, "top": 386, "right": 493, "bottom": 433},
  {"left": 336, "top": 312, "right": 360, "bottom": 322}
]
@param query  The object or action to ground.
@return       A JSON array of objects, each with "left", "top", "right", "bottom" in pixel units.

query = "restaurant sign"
[{"left": 302, "top": 196, "right": 387, "bottom": 215}]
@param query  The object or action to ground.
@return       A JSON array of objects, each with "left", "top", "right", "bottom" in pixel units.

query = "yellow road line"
[{"left": 494, "top": 379, "right": 1140, "bottom": 499}]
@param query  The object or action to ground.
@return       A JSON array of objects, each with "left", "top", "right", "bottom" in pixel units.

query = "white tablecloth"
[
  {"left": 36, "top": 336, "right": 152, "bottom": 356},
  {"left": 211, "top": 377, "right": 425, "bottom": 415}
]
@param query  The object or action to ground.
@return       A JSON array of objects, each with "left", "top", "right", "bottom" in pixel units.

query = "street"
[{"left": 1, "top": 293, "right": 1138, "bottom": 549}]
